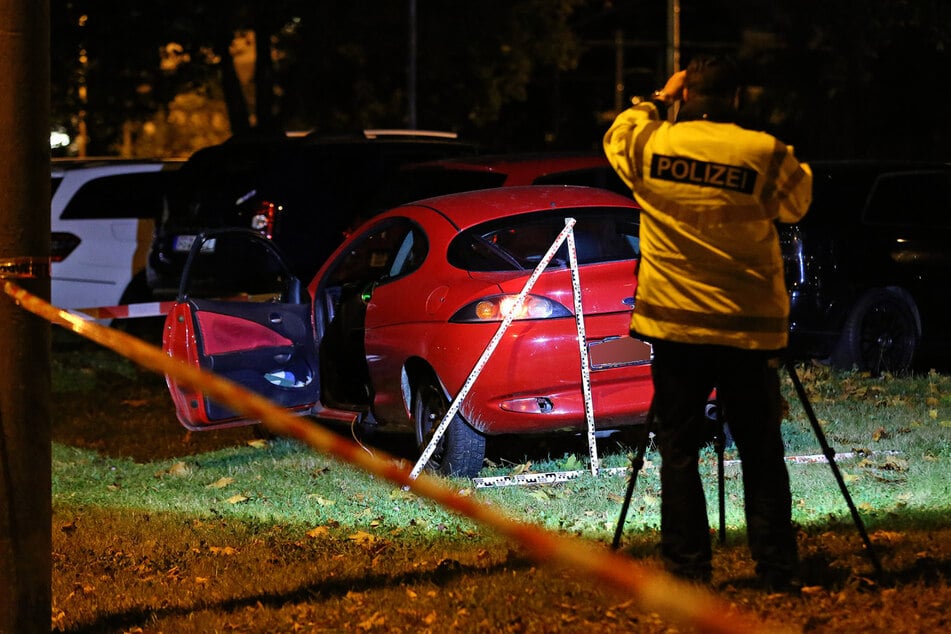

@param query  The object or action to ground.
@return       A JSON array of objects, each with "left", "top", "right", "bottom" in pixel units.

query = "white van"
[{"left": 50, "top": 158, "right": 183, "bottom": 315}]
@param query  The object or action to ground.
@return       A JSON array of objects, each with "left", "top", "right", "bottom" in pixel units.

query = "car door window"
[
  {"left": 866, "top": 171, "right": 951, "bottom": 228},
  {"left": 179, "top": 230, "right": 299, "bottom": 302},
  {"left": 326, "top": 219, "right": 426, "bottom": 288}
]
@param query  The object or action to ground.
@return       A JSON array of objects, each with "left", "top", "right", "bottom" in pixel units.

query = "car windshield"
[{"left": 448, "top": 207, "right": 640, "bottom": 272}]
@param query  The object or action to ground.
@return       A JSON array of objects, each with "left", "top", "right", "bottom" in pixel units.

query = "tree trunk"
[
  {"left": 0, "top": 1, "right": 52, "bottom": 632},
  {"left": 253, "top": 9, "right": 277, "bottom": 132},
  {"left": 215, "top": 25, "right": 251, "bottom": 135}
]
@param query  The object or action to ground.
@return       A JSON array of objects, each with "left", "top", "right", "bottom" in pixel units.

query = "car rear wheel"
[
  {"left": 413, "top": 380, "right": 486, "bottom": 478},
  {"left": 831, "top": 288, "right": 920, "bottom": 376}
]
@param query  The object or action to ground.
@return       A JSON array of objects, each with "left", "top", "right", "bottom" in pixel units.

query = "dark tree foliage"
[
  {"left": 725, "top": 0, "right": 951, "bottom": 160},
  {"left": 49, "top": 0, "right": 951, "bottom": 158}
]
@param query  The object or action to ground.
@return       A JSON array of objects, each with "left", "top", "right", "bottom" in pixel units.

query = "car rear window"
[
  {"left": 166, "top": 140, "right": 290, "bottom": 225},
  {"left": 448, "top": 207, "right": 640, "bottom": 272}
]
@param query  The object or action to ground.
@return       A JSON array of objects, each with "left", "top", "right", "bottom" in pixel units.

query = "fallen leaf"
[
  {"left": 209, "top": 546, "right": 238, "bottom": 556},
  {"left": 306, "top": 526, "right": 330, "bottom": 538},
  {"left": 152, "top": 462, "right": 190, "bottom": 478},
  {"left": 512, "top": 461, "right": 533, "bottom": 475},
  {"left": 226, "top": 494, "right": 249, "bottom": 504},
  {"left": 247, "top": 439, "right": 268, "bottom": 449},
  {"left": 207, "top": 477, "right": 235, "bottom": 489},
  {"left": 357, "top": 611, "right": 385, "bottom": 630},
  {"left": 348, "top": 531, "right": 376, "bottom": 545}
]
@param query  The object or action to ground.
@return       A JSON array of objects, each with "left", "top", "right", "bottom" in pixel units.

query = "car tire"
[
  {"left": 831, "top": 288, "right": 920, "bottom": 375},
  {"left": 413, "top": 379, "right": 486, "bottom": 478}
]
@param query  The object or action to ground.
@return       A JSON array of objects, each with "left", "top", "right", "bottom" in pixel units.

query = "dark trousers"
[{"left": 649, "top": 339, "right": 799, "bottom": 580}]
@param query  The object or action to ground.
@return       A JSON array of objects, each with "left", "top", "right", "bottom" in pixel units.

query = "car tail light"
[
  {"left": 250, "top": 201, "right": 281, "bottom": 239},
  {"left": 50, "top": 232, "right": 81, "bottom": 262},
  {"left": 449, "top": 294, "right": 572, "bottom": 323}
]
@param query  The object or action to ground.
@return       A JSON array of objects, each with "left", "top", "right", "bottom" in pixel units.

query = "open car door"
[{"left": 163, "top": 229, "right": 320, "bottom": 430}]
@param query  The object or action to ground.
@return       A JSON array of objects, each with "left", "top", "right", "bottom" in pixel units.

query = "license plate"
[
  {"left": 588, "top": 336, "right": 652, "bottom": 369},
  {"left": 173, "top": 235, "right": 216, "bottom": 253}
]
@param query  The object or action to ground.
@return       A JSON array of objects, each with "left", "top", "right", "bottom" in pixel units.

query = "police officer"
[{"left": 603, "top": 55, "right": 812, "bottom": 591}]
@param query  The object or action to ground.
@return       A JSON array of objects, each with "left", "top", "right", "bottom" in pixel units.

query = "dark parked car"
[
  {"left": 782, "top": 160, "right": 951, "bottom": 374},
  {"left": 146, "top": 130, "right": 478, "bottom": 299}
]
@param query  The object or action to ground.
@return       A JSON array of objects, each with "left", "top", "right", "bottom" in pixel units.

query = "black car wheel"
[
  {"left": 832, "top": 289, "right": 920, "bottom": 375},
  {"left": 413, "top": 379, "right": 486, "bottom": 478}
]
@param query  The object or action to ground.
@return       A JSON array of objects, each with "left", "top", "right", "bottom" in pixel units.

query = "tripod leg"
[
  {"left": 706, "top": 398, "right": 728, "bottom": 544},
  {"left": 714, "top": 426, "right": 726, "bottom": 545},
  {"left": 612, "top": 415, "right": 653, "bottom": 550},
  {"left": 785, "top": 360, "right": 884, "bottom": 576}
]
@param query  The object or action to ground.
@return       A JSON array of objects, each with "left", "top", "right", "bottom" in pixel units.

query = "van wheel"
[
  {"left": 831, "top": 289, "right": 919, "bottom": 375},
  {"left": 413, "top": 380, "right": 485, "bottom": 478}
]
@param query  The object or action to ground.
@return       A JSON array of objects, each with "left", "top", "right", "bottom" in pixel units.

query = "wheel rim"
[
  {"left": 414, "top": 383, "right": 447, "bottom": 470},
  {"left": 858, "top": 299, "right": 917, "bottom": 374}
]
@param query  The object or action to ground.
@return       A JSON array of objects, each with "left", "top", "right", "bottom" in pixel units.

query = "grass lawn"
[{"left": 50, "top": 336, "right": 951, "bottom": 632}]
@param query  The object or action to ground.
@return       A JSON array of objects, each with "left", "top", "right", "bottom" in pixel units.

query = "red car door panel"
[{"left": 164, "top": 298, "right": 320, "bottom": 429}]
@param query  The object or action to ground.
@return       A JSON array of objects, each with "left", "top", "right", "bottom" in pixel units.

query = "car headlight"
[{"left": 449, "top": 294, "right": 572, "bottom": 323}]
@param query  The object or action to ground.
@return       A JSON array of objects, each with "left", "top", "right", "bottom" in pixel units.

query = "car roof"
[
  {"left": 400, "top": 151, "right": 609, "bottom": 176},
  {"left": 51, "top": 157, "right": 185, "bottom": 176},
  {"left": 397, "top": 184, "right": 639, "bottom": 230}
]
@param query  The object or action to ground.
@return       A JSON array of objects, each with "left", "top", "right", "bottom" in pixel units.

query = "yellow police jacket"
[{"left": 603, "top": 101, "right": 813, "bottom": 350}]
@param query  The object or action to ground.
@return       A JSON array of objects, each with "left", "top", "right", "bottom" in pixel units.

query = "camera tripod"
[{"left": 611, "top": 360, "right": 883, "bottom": 577}]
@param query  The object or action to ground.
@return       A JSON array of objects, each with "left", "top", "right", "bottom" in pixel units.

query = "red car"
[{"left": 163, "top": 186, "right": 652, "bottom": 477}]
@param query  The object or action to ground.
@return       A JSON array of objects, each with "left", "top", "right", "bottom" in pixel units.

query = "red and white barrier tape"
[
  {"left": 72, "top": 301, "right": 175, "bottom": 320},
  {"left": 4, "top": 279, "right": 781, "bottom": 633}
]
